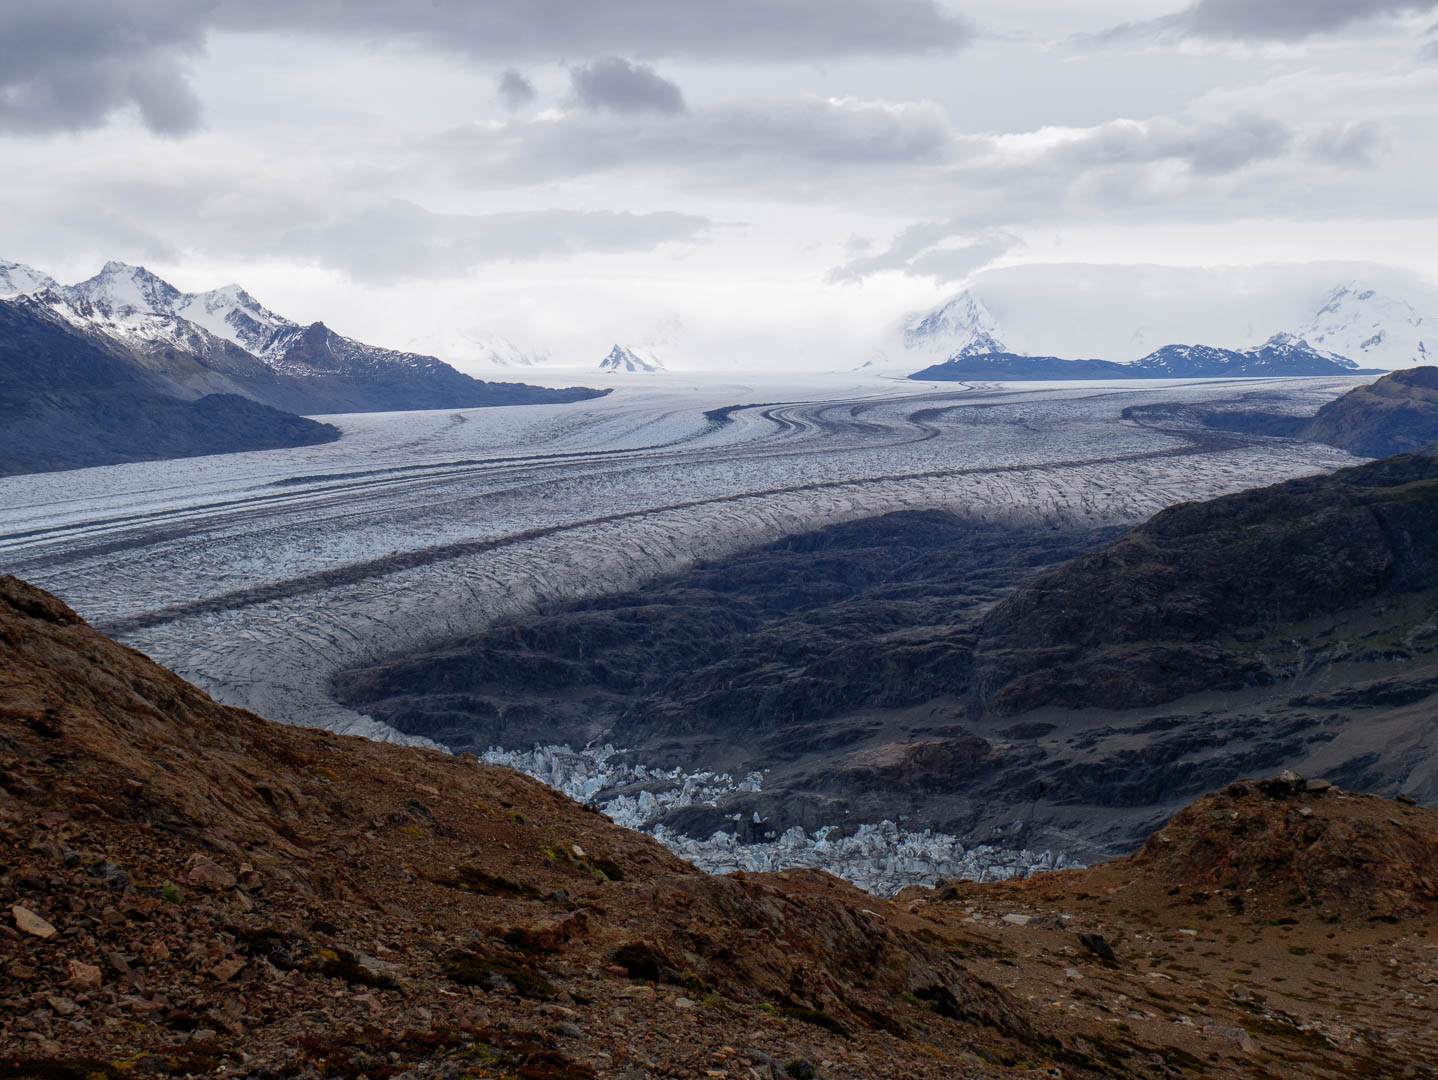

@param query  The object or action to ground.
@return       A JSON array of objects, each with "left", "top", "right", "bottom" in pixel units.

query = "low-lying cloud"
[
  {"left": 829, "top": 223, "right": 1021, "bottom": 283},
  {"left": 280, "top": 202, "right": 715, "bottom": 283}
]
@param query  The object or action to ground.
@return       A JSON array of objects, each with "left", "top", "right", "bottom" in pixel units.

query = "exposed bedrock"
[{"left": 975, "top": 451, "right": 1438, "bottom": 715}]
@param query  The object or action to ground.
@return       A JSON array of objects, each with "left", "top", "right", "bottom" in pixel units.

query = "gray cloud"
[
  {"left": 279, "top": 201, "right": 714, "bottom": 282},
  {"left": 431, "top": 96, "right": 956, "bottom": 190},
  {"left": 829, "top": 224, "right": 1020, "bottom": 283},
  {"left": 1305, "top": 119, "right": 1387, "bottom": 166},
  {"left": 497, "top": 69, "right": 537, "bottom": 111},
  {"left": 222, "top": 0, "right": 975, "bottom": 63},
  {"left": 571, "top": 57, "right": 685, "bottom": 114},
  {"left": 1104, "top": 0, "right": 1438, "bottom": 42},
  {"left": 4, "top": 0, "right": 973, "bottom": 135},
  {"left": 0, "top": 0, "right": 206, "bottom": 135},
  {"left": 1069, "top": 113, "right": 1293, "bottom": 176}
]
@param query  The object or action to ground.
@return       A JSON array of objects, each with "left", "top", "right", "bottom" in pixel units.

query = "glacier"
[{"left": 0, "top": 372, "right": 1371, "bottom": 891}]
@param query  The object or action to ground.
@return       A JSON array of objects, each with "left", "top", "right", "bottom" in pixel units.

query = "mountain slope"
[
  {"left": 0, "top": 259, "right": 57, "bottom": 298},
  {"left": 1300, "top": 365, "right": 1438, "bottom": 457},
  {"left": 910, "top": 352, "right": 1131, "bottom": 381},
  {"left": 0, "top": 573, "right": 1057, "bottom": 1079},
  {"left": 975, "top": 451, "right": 1438, "bottom": 716},
  {"left": 0, "top": 298, "right": 339, "bottom": 476},
  {"left": 1131, "top": 333, "right": 1372, "bottom": 377},
  {"left": 5, "top": 575, "right": 1438, "bottom": 1077}
]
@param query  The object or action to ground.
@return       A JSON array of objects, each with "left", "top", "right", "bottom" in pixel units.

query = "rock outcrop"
[{"left": 974, "top": 451, "right": 1438, "bottom": 714}]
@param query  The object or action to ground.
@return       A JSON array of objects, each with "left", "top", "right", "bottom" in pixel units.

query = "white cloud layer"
[{"left": 1, "top": 0, "right": 1435, "bottom": 369}]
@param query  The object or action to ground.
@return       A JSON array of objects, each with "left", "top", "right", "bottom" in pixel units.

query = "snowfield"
[{"left": 0, "top": 371, "right": 1368, "bottom": 890}]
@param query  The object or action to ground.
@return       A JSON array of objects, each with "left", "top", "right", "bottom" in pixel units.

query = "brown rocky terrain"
[{"left": 4, "top": 574, "right": 1438, "bottom": 1078}]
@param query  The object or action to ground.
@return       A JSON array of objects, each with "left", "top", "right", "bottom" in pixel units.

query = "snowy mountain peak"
[
  {"left": 176, "top": 285, "right": 295, "bottom": 358},
  {"left": 600, "top": 344, "right": 664, "bottom": 373},
  {"left": 902, "top": 290, "right": 1006, "bottom": 358},
  {"left": 1259, "top": 332, "right": 1356, "bottom": 367},
  {"left": 1293, "top": 281, "right": 1433, "bottom": 368},
  {"left": 68, "top": 261, "right": 183, "bottom": 316},
  {"left": 0, "top": 260, "right": 59, "bottom": 299}
]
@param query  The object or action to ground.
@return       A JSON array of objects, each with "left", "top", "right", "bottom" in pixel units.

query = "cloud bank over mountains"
[{"left": 2, "top": 0, "right": 1435, "bottom": 367}]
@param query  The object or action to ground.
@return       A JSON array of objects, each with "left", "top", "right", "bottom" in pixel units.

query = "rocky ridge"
[
  {"left": 4, "top": 575, "right": 1437, "bottom": 1077},
  {"left": 975, "top": 450, "right": 1438, "bottom": 716}
]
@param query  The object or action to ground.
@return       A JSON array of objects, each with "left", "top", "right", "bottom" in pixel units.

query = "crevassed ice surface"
[{"left": 0, "top": 371, "right": 1367, "bottom": 890}]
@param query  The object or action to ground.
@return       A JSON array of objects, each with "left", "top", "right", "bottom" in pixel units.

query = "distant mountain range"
[
  {"left": 1, "top": 259, "right": 607, "bottom": 414},
  {"left": 909, "top": 335, "right": 1384, "bottom": 382},
  {"left": 903, "top": 277, "right": 1432, "bottom": 378},
  {"left": 0, "top": 258, "right": 610, "bottom": 475},
  {"left": 599, "top": 344, "right": 665, "bottom": 373}
]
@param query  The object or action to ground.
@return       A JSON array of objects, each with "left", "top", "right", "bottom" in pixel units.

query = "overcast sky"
[{"left": 3, "top": 0, "right": 1436, "bottom": 369}]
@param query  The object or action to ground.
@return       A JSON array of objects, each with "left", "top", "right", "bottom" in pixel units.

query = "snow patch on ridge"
[{"left": 0, "top": 260, "right": 59, "bottom": 299}]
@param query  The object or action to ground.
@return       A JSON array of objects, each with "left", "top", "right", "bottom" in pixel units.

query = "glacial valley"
[{"left": 0, "top": 373, "right": 1370, "bottom": 889}]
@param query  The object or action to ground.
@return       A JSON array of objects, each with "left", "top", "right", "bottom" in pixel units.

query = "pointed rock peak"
[
  {"left": 70, "top": 260, "right": 182, "bottom": 313},
  {"left": 600, "top": 344, "right": 664, "bottom": 372},
  {"left": 903, "top": 288, "right": 1006, "bottom": 356}
]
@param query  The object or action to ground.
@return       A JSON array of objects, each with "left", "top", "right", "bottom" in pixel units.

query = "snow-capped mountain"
[
  {"left": 910, "top": 334, "right": 1380, "bottom": 382},
  {"left": 599, "top": 344, "right": 665, "bottom": 373},
  {"left": 56, "top": 261, "right": 309, "bottom": 364},
  {"left": 1292, "top": 283, "right": 1433, "bottom": 370},
  {"left": 1131, "top": 334, "right": 1372, "bottom": 378},
  {"left": 902, "top": 267, "right": 1438, "bottom": 371},
  {"left": 0, "top": 260, "right": 58, "bottom": 299},
  {"left": 901, "top": 290, "right": 1006, "bottom": 358},
  {"left": 2, "top": 258, "right": 608, "bottom": 414}
]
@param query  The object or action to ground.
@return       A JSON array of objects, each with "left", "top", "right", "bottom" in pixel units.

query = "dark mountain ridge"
[
  {"left": 1124, "top": 365, "right": 1438, "bottom": 459},
  {"left": 911, "top": 334, "right": 1384, "bottom": 382},
  {"left": 0, "top": 299, "right": 339, "bottom": 476},
  {"left": 974, "top": 450, "right": 1438, "bottom": 715}
]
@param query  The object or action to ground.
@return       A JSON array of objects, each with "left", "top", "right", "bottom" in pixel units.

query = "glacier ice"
[{"left": 477, "top": 741, "right": 1076, "bottom": 895}]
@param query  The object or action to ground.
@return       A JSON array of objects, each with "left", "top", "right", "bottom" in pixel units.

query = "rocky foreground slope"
[{"left": 4, "top": 577, "right": 1438, "bottom": 1078}]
